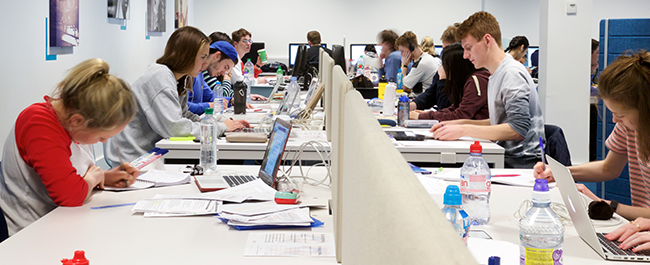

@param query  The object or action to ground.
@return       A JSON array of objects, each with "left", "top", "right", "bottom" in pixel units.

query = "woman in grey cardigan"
[{"left": 106, "top": 26, "right": 249, "bottom": 165}]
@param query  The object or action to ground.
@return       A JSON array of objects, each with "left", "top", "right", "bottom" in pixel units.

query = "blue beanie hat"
[{"left": 210, "top": 41, "right": 238, "bottom": 63}]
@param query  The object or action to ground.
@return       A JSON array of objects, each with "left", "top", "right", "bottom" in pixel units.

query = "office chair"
[
  {"left": 545, "top": 124, "right": 572, "bottom": 166},
  {"left": 0, "top": 161, "right": 9, "bottom": 243}
]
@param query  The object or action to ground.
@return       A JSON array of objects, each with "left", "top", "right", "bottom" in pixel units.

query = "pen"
[
  {"left": 539, "top": 137, "right": 547, "bottom": 170},
  {"left": 492, "top": 174, "right": 520, "bottom": 177},
  {"left": 90, "top": 203, "right": 136, "bottom": 210}
]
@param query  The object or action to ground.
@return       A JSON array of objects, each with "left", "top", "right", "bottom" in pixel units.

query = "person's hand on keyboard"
[
  {"left": 224, "top": 119, "right": 251, "bottom": 132},
  {"left": 606, "top": 217, "right": 650, "bottom": 246}
]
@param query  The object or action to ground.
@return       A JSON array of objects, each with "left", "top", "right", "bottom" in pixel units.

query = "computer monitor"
[
  {"left": 525, "top": 46, "right": 539, "bottom": 68},
  {"left": 291, "top": 44, "right": 308, "bottom": 77},
  {"left": 288, "top": 42, "right": 326, "bottom": 67},
  {"left": 241, "top": 42, "right": 265, "bottom": 65},
  {"left": 434, "top": 45, "right": 443, "bottom": 56},
  {"left": 331, "top": 45, "right": 346, "bottom": 74},
  {"left": 349, "top": 44, "right": 383, "bottom": 66},
  {"left": 333, "top": 89, "right": 477, "bottom": 264}
]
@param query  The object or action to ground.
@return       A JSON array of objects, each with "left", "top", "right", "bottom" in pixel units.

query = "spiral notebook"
[{"left": 105, "top": 169, "right": 191, "bottom": 191}]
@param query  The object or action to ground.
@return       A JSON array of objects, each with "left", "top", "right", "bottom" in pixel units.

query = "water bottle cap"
[
  {"left": 215, "top": 80, "right": 221, "bottom": 85},
  {"left": 205, "top": 108, "right": 214, "bottom": 115},
  {"left": 398, "top": 68, "right": 402, "bottom": 73},
  {"left": 533, "top": 179, "right": 549, "bottom": 192},
  {"left": 291, "top": 76, "right": 297, "bottom": 82},
  {"left": 443, "top": 185, "right": 462, "bottom": 205},
  {"left": 398, "top": 95, "right": 409, "bottom": 102},
  {"left": 247, "top": 58, "right": 251, "bottom": 62},
  {"left": 470, "top": 141, "right": 482, "bottom": 153},
  {"left": 488, "top": 256, "right": 501, "bottom": 265}
]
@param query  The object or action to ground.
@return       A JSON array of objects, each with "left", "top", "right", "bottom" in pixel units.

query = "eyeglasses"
[{"left": 242, "top": 39, "right": 253, "bottom": 44}]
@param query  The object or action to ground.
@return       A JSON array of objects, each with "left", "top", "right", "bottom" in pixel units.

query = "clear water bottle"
[
  {"left": 460, "top": 141, "right": 491, "bottom": 225},
  {"left": 356, "top": 55, "right": 365, "bottom": 76},
  {"left": 285, "top": 76, "right": 300, "bottom": 113},
  {"left": 213, "top": 81, "right": 223, "bottom": 114},
  {"left": 397, "top": 95, "right": 409, "bottom": 126},
  {"left": 276, "top": 66, "right": 284, "bottom": 86},
  {"left": 396, "top": 68, "right": 404, "bottom": 91},
  {"left": 442, "top": 185, "right": 471, "bottom": 245},
  {"left": 199, "top": 108, "right": 217, "bottom": 172},
  {"left": 519, "top": 179, "right": 564, "bottom": 264},
  {"left": 244, "top": 59, "right": 255, "bottom": 103}
]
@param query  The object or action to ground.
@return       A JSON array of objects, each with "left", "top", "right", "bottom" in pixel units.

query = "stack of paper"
[{"left": 219, "top": 202, "right": 313, "bottom": 227}]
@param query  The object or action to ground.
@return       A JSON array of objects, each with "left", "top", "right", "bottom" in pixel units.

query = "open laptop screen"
[{"left": 259, "top": 118, "right": 292, "bottom": 188}]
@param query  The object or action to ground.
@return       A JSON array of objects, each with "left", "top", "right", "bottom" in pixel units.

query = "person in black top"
[{"left": 306, "top": 30, "right": 332, "bottom": 68}]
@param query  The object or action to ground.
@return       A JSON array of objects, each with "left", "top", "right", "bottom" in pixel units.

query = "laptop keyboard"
[
  {"left": 223, "top": 174, "right": 257, "bottom": 187},
  {"left": 239, "top": 127, "right": 269, "bottom": 134},
  {"left": 597, "top": 233, "right": 650, "bottom": 257}
]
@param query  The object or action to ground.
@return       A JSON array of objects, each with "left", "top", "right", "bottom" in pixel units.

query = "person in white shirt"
[
  {"left": 396, "top": 31, "right": 441, "bottom": 95},
  {"left": 230, "top": 28, "right": 251, "bottom": 83}
]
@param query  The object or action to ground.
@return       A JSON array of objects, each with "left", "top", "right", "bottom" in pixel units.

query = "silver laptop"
[
  {"left": 195, "top": 118, "right": 292, "bottom": 192},
  {"left": 548, "top": 155, "right": 650, "bottom": 261}
]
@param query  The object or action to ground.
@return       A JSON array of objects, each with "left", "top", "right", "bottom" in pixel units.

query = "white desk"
[
  {"left": 156, "top": 132, "right": 505, "bottom": 168},
  {"left": 0, "top": 165, "right": 335, "bottom": 264},
  {"left": 0, "top": 167, "right": 639, "bottom": 264}
]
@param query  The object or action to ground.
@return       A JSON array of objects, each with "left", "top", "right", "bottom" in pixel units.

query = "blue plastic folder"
[{"left": 217, "top": 216, "right": 324, "bottom": 231}]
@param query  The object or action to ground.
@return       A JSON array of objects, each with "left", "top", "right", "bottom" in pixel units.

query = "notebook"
[
  {"left": 105, "top": 169, "right": 191, "bottom": 191},
  {"left": 548, "top": 155, "right": 650, "bottom": 261},
  {"left": 195, "top": 118, "right": 292, "bottom": 192}
]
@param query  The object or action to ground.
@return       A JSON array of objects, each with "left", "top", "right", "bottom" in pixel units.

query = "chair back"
[
  {"left": 0, "top": 161, "right": 9, "bottom": 242},
  {"left": 545, "top": 124, "right": 572, "bottom": 166}
]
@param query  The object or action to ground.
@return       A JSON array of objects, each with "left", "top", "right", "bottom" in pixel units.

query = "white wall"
[
  {"left": 193, "top": 0, "right": 482, "bottom": 64},
  {"left": 0, "top": 0, "right": 192, "bottom": 153},
  {"left": 484, "top": 0, "right": 541, "bottom": 46}
]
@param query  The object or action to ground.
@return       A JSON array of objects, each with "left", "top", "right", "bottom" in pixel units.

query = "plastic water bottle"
[
  {"left": 519, "top": 179, "right": 564, "bottom": 264},
  {"left": 396, "top": 68, "right": 404, "bottom": 90},
  {"left": 383, "top": 82, "right": 397, "bottom": 116},
  {"left": 356, "top": 55, "right": 365, "bottom": 76},
  {"left": 244, "top": 59, "right": 255, "bottom": 103},
  {"left": 442, "top": 185, "right": 471, "bottom": 245},
  {"left": 213, "top": 81, "right": 223, "bottom": 114},
  {"left": 283, "top": 76, "right": 300, "bottom": 114},
  {"left": 397, "top": 95, "right": 409, "bottom": 126},
  {"left": 199, "top": 108, "right": 217, "bottom": 172},
  {"left": 276, "top": 66, "right": 284, "bottom": 86},
  {"left": 460, "top": 141, "right": 491, "bottom": 225}
]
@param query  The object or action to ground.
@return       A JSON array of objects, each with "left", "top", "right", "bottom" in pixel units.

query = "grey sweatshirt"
[
  {"left": 106, "top": 64, "right": 227, "bottom": 164},
  {"left": 488, "top": 56, "right": 545, "bottom": 168}
]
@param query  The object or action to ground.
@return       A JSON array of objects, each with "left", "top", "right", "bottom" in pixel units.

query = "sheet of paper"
[
  {"left": 244, "top": 232, "right": 336, "bottom": 257},
  {"left": 131, "top": 198, "right": 218, "bottom": 214},
  {"left": 141, "top": 197, "right": 222, "bottom": 217},
  {"left": 137, "top": 169, "right": 190, "bottom": 186},
  {"left": 220, "top": 207, "right": 312, "bottom": 225},
  {"left": 155, "top": 179, "right": 276, "bottom": 203},
  {"left": 104, "top": 180, "right": 154, "bottom": 191},
  {"left": 416, "top": 175, "right": 448, "bottom": 194},
  {"left": 467, "top": 238, "right": 519, "bottom": 265},
  {"left": 220, "top": 201, "right": 301, "bottom": 216}
]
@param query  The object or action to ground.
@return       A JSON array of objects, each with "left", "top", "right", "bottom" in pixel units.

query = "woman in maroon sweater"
[{"left": 409, "top": 42, "right": 489, "bottom": 121}]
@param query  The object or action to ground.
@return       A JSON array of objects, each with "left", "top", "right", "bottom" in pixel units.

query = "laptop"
[
  {"left": 548, "top": 155, "right": 650, "bottom": 261},
  {"left": 385, "top": 130, "right": 425, "bottom": 141},
  {"left": 195, "top": 118, "right": 292, "bottom": 191}
]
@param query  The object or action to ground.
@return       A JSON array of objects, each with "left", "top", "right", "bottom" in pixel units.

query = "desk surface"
[
  {"left": 157, "top": 129, "right": 505, "bottom": 168},
  {"left": 0, "top": 166, "right": 640, "bottom": 264}
]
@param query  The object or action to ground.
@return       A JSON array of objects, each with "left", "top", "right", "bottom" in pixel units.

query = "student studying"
[{"left": 0, "top": 58, "right": 141, "bottom": 235}]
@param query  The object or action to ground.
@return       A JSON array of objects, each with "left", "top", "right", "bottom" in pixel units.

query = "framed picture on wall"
[
  {"left": 147, "top": 0, "right": 166, "bottom": 32},
  {"left": 50, "top": 0, "right": 79, "bottom": 47},
  {"left": 108, "top": 0, "right": 130, "bottom": 20},
  {"left": 175, "top": 0, "right": 188, "bottom": 29}
]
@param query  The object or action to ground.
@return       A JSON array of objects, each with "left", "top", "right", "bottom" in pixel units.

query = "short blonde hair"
[{"left": 53, "top": 58, "right": 136, "bottom": 130}]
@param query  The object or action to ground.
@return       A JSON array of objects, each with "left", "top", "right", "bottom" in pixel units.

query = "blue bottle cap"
[
  {"left": 488, "top": 256, "right": 501, "bottom": 265},
  {"left": 291, "top": 76, "right": 297, "bottom": 82},
  {"left": 443, "top": 185, "right": 462, "bottom": 205},
  {"left": 398, "top": 68, "right": 402, "bottom": 73},
  {"left": 533, "top": 179, "right": 549, "bottom": 192},
  {"left": 398, "top": 95, "right": 409, "bottom": 102}
]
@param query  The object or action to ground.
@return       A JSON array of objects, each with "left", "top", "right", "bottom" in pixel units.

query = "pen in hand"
[
  {"left": 114, "top": 142, "right": 130, "bottom": 188},
  {"left": 539, "top": 137, "right": 547, "bottom": 171}
]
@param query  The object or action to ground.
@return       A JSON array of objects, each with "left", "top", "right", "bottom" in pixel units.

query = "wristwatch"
[
  {"left": 610, "top": 200, "right": 619, "bottom": 212},
  {"left": 402, "top": 64, "right": 408, "bottom": 68}
]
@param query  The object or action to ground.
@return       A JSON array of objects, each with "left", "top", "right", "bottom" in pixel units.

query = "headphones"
[{"left": 402, "top": 34, "right": 415, "bottom": 52}]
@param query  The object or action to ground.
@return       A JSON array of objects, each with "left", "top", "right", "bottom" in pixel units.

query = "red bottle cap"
[
  {"left": 72, "top": 250, "right": 89, "bottom": 265},
  {"left": 470, "top": 141, "right": 482, "bottom": 154},
  {"left": 61, "top": 259, "right": 73, "bottom": 265}
]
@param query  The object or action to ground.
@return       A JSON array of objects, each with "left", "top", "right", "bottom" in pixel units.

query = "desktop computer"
[{"left": 288, "top": 43, "right": 327, "bottom": 67}]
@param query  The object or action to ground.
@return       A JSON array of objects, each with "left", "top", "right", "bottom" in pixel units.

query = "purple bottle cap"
[{"left": 533, "top": 179, "right": 549, "bottom": 192}]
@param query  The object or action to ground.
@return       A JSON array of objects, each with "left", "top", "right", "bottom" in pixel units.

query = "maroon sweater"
[{"left": 418, "top": 70, "right": 490, "bottom": 121}]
